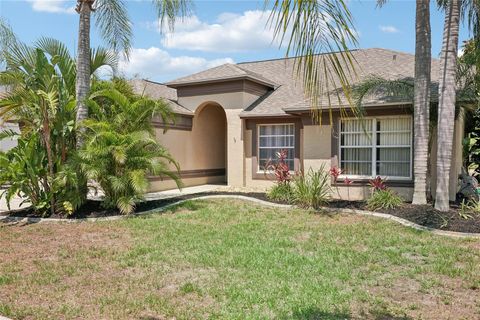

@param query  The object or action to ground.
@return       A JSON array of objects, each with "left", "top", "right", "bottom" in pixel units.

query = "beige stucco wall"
[
  {"left": 178, "top": 92, "right": 260, "bottom": 112},
  {"left": 151, "top": 104, "right": 227, "bottom": 192},
  {"left": 225, "top": 109, "right": 245, "bottom": 187},
  {"left": 149, "top": 175, "right": 227, "bottom": 192},
  {"left": 155, "top": 105, "right": 226, "bottom": 171}
]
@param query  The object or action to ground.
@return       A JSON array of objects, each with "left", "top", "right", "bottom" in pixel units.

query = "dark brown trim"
[
  {"left": 149, "top": 168, "right": 226, "bottom": 181},
  {"left": 167, "top": 76, "right": 276, "bottom": 90},
  {"left": 284, "top": 103, "right": 413, "bottom": 115},
  {"left": 332, "top": 180, "right": 413, "bottom": 188},
  {"left": 175, "top": 79, "right": 271, "bottom": 98},
  {"left": 153, "top": 114, "right": 193, "bottom": 131},
  {"left": 246, "top": 117, "right": 303, "bottom": 180}
]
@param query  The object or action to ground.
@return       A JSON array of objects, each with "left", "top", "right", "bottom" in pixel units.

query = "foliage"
[
  {"left": 463, "top": 132, "right": 480, "bottom": 175},
  {"left": 366, "top": 189, "right": 404, "bottom": 211},
  {"left": 459, "top": 198, "right": 480, "bottom": 219},
  {"left": 0, "top": 38, "right": 116, "bottom": 216},
  {"left": 79, "top": 85, "right": 181, "bottom": 214},
  {"left": 369, "top": 176, "right": 387, "bottom": 191},
  {"left": 329, "top": 166, "right": 342, "bottom": 183},
  {"left": 264, "top": 149, "right": 292, "bottom": 184},
  {"left": 266, "top": 183, "right": 293, "bottom": 203},
  {"left": 268, "top": 0, "right": 358, "bottom": 118},
  {"left": 291, "top": 166, "right": 331, "bottom": 209}
]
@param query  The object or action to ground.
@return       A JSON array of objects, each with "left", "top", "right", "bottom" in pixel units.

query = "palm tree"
[
  {"left": 373, "top": 0, "right": 432, "bottom": 204},
  {"left": 80, "top": 83, "right": 180, "bottom": 214},
  {"left": 0, "top": 38, "right": 116, "bottom": 215},
  {"left": 435, "top": 0, "right": 461, "bottom": 211},
  {"left": 74, "top": 0, "right": 190, "bottom": 146},
  {"left": 412, "top": 0, "right": 432, "bottom": 205}
]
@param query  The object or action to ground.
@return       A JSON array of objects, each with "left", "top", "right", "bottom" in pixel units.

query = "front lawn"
[{"left": 1, "top": 199, "right": 479, "bottom": 319}]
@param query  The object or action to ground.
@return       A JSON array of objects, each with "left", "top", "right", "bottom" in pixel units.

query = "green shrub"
[
  {"left": 80, "top": 87, "right": 181, "bottom": 214},
  {"left": 366, "top": 189, "right": 404, "bottom": 211},
  {"left": 267, "top": 183, "right": 293, "bottom": 203},
  {"left": 292, "top": 166, "right": 331, "bottom": 209}
]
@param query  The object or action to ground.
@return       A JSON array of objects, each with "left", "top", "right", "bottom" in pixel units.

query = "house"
[
  {"left": 0, "top": 86, "right": 18, "bottom": 152},
  {"left": 132, "top": 48, "right": 465, "bottom": 201}
]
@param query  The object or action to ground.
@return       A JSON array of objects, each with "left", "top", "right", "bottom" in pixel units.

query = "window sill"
[{"left": 333, "top": 179, "right": 413, "bottom": 188}]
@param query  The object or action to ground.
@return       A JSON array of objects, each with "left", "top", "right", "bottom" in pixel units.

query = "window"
[
  {"left": 339, "top": 117, "right": 412, "bottom": 179},
  {"left": 258, "top": 124, "right": 295, "bottom": 171}
]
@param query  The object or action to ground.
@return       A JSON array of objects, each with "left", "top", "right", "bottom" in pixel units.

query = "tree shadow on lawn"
[{"left": 284, "top": 307, "right": 413, "bottom": 320}]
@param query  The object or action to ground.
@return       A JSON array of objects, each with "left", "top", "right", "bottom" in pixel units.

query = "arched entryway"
[{"left": 192, "top": 102, "right": 227, "bottom": 184}]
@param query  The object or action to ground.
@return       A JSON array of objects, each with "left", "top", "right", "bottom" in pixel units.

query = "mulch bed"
[{"left": 2, "top": 191, "right": 480, "bottom": 233}]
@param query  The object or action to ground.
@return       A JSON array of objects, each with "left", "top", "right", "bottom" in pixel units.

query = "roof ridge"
[{"left": 236, "top": 48, "right": 362, "bottom": 65}]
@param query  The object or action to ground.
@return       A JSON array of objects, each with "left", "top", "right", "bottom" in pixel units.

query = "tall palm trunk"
[
  {"left": 412, "top": 0, "right": 431, "bottom": 205},
  {"left": 435, "top": 0, "right": 460, "bottom": 211},
  {"left": 75, "top": 0, "right": 94, "bottom": 147}
]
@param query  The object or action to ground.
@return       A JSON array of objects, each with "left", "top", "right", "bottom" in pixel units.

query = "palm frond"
[
  {"left": 267, "top": 0, "right": 358, "bottom": 114},
  {"left": 90, "top": 47, "right": 118, "bottom": 75},
  {"left": 153, "top": 0, "right": 193, "bottom": 32},
  {"left": 352, "top": 76, "right": 414, "bottom": 109},
  {"left": 94, "top": 0, "right": 132, "bottom": 58}
]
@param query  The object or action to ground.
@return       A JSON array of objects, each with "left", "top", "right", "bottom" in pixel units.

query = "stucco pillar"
[{"left": 225, "top": 109, "right": 245, "bottom": 187}]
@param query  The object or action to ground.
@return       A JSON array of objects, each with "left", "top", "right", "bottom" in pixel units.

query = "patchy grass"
[{"left": 0, "top": 199, "right": 479, "bottom": 319}]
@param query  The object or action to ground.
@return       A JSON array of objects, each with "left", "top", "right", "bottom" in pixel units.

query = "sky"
[{"left": 0, "top": 0, "right": 473, "bottom": 83}]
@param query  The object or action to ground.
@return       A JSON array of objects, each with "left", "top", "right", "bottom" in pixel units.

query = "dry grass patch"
[{"left": 0, "top": 199, "right": 479, "bottom": 319}]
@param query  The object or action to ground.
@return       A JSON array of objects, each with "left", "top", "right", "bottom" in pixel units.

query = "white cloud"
[
  {"left": 118, "top": 47, "right": 234, "bottom": 80},
  {"left": 159, "top": 10, "right": 284, "bottom": 53},
  {"left": 379, "top": 25, "right": 399, "bottom": 33},
  {"left": 27, "top": 0, "right": 76, "bottom": 14}
]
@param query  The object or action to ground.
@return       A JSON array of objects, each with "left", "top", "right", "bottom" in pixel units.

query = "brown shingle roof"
[
  {"left": 129, "top": 79, "right": 193, "bottom": 116},
  {"left": 236, "top": 48, "right": 440, "bottom": 116},
  {"left": 166, "top": 48, "right": 441, "bottom": 117},
  {"left": 166, "top": 63, "right": 278, "bottom": 88}
]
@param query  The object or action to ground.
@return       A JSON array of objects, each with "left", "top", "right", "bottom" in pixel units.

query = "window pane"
[
  {"left": 377, "top": 132, "right": 411, "bottom": 146},
  {"left": 258, "top": 124, "right": 295, "bottom": 171},
  {"left": 377, "top": 147, "right": 410, "bottom": 162},
  {"left": 341, "top": 148, "right": 372, "bottom": 162},
  {"left": 377, "top": 147, "right": 410, "bottom": 177},
  {"left": 340, "top": 161, "right": 372, "bottom": 176},
  {"left": 377, "top": 163, "right": 410, "bottom": 177},
  {"left": 339, "top": 117, "right": 412, "bottom": 178},
  {"left": 341, "top": 119, "right": 373, "bottom": 133},
  {"left": 377, "top": 118, "right": 411, "bottom": 132}
]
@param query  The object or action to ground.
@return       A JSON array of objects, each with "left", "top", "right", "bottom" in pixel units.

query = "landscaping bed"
[{"left": 2, "top": 191, "right": 480, "bottom": 233}]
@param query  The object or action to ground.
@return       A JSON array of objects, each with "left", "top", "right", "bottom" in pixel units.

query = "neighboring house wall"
[{"left": 0, "top": 122, "right": 19, "bottom": 152}]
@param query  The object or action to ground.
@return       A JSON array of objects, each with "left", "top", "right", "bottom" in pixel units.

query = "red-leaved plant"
[
  {"left": 344, "top": 177, "right": 353, "bottom": 185},
  {"left": 329, "top": 166, "right": 342, "bottom": 183},
  {"left": 264, "top": 149, "right": 291, "bottom": 184},
  {"left": 369, "top": 176, "right": 387, "bottom": 191}
]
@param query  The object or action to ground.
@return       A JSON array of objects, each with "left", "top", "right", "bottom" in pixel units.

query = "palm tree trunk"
[
  {"left": 412, "top": 0, "right": 431, "bottom": 205},
  {"left": 435, "top": 0, "right": 460, "bottom": 211},
  {"left": 75, "top": 0, "right": 93, "bottom": 147}
]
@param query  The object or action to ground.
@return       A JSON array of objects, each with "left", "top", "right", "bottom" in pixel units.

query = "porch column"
[{"left": 225, "top": 109, "right": 245, "bottom": 187}]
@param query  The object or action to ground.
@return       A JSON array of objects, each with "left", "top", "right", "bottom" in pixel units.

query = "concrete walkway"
[
  {"left": 0, "top": 195, "right": 26, "bottom": 213},
  {"left": 143, "top": 184, "right": 224, "bottom": 200}
]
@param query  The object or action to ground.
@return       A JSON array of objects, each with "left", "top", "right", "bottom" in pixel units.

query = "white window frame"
[
  {"left": 338, "top": 115, "right": 413, "bottom": 180},
  {"left": 257, "top": 123, "right": 295, "bottom": 173}
]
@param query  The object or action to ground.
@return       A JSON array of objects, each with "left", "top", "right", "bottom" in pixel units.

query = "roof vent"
[{"left": 393, "top": 54, "right": 397, "bottom": 61}]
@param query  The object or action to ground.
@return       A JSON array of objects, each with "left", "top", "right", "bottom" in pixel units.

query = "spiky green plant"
[
  {"left": 366, "top": 189, "right": 404, "bottom": 211},
  {"left": 292, "top": 166, "right": 331, "bottom": 209},
  {"left": 80, "top": 85, "right": 181, "bottom": 214}
]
